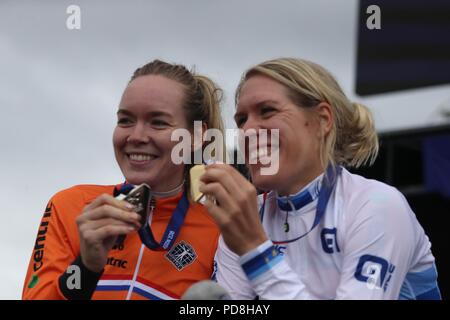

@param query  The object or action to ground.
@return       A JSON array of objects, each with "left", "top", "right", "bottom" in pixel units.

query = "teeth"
[
  {"left": 259, "top": 148, "right": 268, "bottom": 158},
  {"left": 129, "top": 154, "right": 152, "bottom": 161},
  {"left": 249, "top": 148, "right": 269, "bottom": 163}
]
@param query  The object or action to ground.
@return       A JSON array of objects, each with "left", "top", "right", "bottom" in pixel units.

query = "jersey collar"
[{"left": 276, "top": 174, "right": 322, "bottom": 211}]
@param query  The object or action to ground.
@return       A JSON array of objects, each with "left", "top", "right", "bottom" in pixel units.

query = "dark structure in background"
[
  {"left": 350, "top": 125, "right": 450, "bottom": 299},
  {"left": 356, "top": 0, "right": 450, "bottom": 298},
  {"left": 356, "top": 0, "right": 450, "bottom": 95}
]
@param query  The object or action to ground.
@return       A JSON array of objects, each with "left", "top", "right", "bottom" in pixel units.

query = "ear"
[
  {"left": 316, "top": 102, "right": 333, "bottom": 138},
  {"left": 191, "top": 121, "right": 208, "bottom": 151}
]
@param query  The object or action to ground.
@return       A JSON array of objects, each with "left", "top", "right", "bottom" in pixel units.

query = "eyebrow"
[
  {"left": 116, "top": 109, "right": 173, "bottom": 118},
  {"left": 254, "top": 99, "right": 279, "bottom": 108},
  {"left": 234, "top": 99, "right": 280, "bottom": 120}
]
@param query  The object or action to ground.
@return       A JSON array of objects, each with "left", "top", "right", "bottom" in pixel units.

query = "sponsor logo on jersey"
[
  {"left": 165, "top": 241, "right": 197, "bottom": 271},
  {"left": 32, "top": 202, "right": 53, "bottom": 272},
  {"left": 274, "top": 245, "right": 286, "bottom": 255},
  {"left": 106, "top": 257, "right": 128, "bottom": 269},
  {"left": 354, "top": 254, "right": 396, "bottom": 291},
  {"left": 321, "top": 228, "right": 341, "bottom": 254},
  {"left": 28, "top": 274, "right": 39, "bottom": 289}
]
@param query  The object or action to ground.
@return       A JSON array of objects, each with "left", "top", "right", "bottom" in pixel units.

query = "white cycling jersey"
[{"left": 215, "top": 167, "right": 441, "bottom": 300}]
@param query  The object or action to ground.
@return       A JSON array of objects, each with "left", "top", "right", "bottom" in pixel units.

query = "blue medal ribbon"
[
  {"left": 115, "top": 183, "right": 189, "bottom": 251},
  {"left": 259, "top": 165, "right": 342, "bottom": 245},
  {"left": 138, "top": 191, "right": 189, "bottom": 251}
]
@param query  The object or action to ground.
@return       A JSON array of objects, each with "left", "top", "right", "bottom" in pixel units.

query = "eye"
[
  {"left": 117, "top": 117, "right": 133, "bottom": 126},
  {"left": 261, "top": 105, "right": 276, "bottom": 116},
  {"left": 235, "top": 115, "right": 247, "bottom": 128},
  {"left": 151, "top": 119, "right": 169, "bottom": 128}
]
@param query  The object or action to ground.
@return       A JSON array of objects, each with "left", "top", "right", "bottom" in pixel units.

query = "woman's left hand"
[{"left": 199, "top": 163, "right": 268, "bottom": 256}]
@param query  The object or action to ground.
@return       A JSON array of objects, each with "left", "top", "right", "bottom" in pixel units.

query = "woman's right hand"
[{"left": 76, "top": 194, "right": 142, "bottom": 273}]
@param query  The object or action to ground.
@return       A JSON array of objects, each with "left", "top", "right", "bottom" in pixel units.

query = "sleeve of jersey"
[
  {"left": 22, "top": 195, "right": 103, "bottom": 300},
  {"left": 334, "top": 188, "right": 421, "bottom": 299},
  {"left": 215, "top": 194, "right": 315, "bottom": 299},
  {"left": 238, "top": 240, "right": 314, "bottom": 299},
  {"left": 216, "top": 235, "right": 314, "bottom": 300},
  {"left": 214, "top": 236, "right": 258, "bottom": 299}
]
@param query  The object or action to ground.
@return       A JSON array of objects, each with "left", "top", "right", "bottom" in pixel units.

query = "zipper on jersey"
[{"left": 126, "top": 202, "right": 156, "bottom": 300}]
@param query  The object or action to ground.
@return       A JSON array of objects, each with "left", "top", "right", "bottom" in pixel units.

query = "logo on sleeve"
[
  {"left": 354, "top": 254, "right": 396, "bottom": 291},
  {"left": 33, "top": 202, "right": 53, "bottom": 272},
  {"left": 165, "top": 241, "right": 197, "bottom": 271},
  {"left": 321, "top": 228, "right": 340, "bottom": 254},
  {"left": 211, "top": 260, "right": 218, "bottom": 281},
  {"left": 274, "top": 245, "right": 286, "bottom": 256}
]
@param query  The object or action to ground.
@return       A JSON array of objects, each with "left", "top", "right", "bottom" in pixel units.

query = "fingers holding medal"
[{"left": 197, "top": 162, "right": 267, "bottom": 255}]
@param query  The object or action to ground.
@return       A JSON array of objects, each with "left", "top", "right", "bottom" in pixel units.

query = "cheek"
[
  {"left": 159, "top": 132, "right": 175, "bottom": 150},
  {"left": 279, "top": 126, "right": 312, "bottom": 160},
  {"left": 112, "top": 128, "right": 126, "bottom": 151}
]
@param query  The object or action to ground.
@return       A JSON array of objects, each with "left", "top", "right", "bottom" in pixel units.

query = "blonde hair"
[
  {"left": 236, "top": 57, "right": 378, "bottom": 169},
  {"left": 130, "top": 59, "right": 225, "bottom": 200}
]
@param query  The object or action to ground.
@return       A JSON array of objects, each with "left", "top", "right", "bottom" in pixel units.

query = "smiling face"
[
  {"left": 113, "top": 75, "right": 188, "bottom": 192},
  {"left": 235, "top": 75, "right": 324, "bottom": 196}
]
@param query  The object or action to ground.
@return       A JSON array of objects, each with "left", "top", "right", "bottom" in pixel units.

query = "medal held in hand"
[
  {"left": 116, "top": 183, "right": 151, "bottom": 226},
  {"left": 115, "top": 183, "right": 151, "bottom": 246}
]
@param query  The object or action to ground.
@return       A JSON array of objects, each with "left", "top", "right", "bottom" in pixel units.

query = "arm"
[
  {"left": 22, "top": 198, "right": 79, "bottom": 299},
  {"left": 201, "top": 164, "right": 313, "bottom": 299},
  {"left": 22, "top": 191, "right": 140, "bottom": 300},
  {"left": 335, "top": 188, "right": 430, "bottom": 299},
  {"left": 214, "top": 236, "right": 257, "bottom": 299}
]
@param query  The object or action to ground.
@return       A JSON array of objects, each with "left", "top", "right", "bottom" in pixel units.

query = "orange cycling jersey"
[{"left": 22, "top": 184, "right": 220, "bottom": 300}]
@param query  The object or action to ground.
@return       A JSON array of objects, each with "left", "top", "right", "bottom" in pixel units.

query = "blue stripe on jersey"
[
  {"left": 95, "top": 285, "right": 168, "bottom": 300},
  {"left": 132, "top": 287, "right": 162, "bottom": 300},
  {"left": 242, "top": 246, "right": 279, "bottom": 275},
  {"left": 416, "top": 287, "right": 441, "bottom": 300},
  {"left": 96, "top": 285, "right": 130, "bottom": 291},
  {"left": 248, "top": 255, "right": 283, "bottom": 280},
  {"left": 398, "top": 265, "right": 441, "bottom": 300},
  {"left": 242, "top": 246, "right": 283, "bottom": 281},
  {"left": 277, "top": 189, "right": 313, "bottom": 211}
]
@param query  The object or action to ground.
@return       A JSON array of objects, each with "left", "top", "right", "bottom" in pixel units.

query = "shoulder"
[
  {"left": 336, "top": 169, "right": 433, "bottom": 269},
  {"left": 51, "top": 184, "right": 117, "bottom": 209},
  {"left": 339, "top": 168, "right": 409, "bottom": 212},
  {"left": 337, "top": 168, "right": 415, "bottom": 228}
]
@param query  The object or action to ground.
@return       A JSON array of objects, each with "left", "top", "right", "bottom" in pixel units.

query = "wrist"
[
  {"left": 59, "top": 255, "right": 104, "bottom": 300},
  {"left": 81, "top": 255, "right": 104, "bottom": 273},
  {"left": 238, "top": 241, "right": 283, "bottom": 282},
  {"left": 236, "top": 236, "right": 270, "bottom": 256}
]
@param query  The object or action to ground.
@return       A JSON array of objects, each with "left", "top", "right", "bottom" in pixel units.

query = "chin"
[
  {"left": 124, "top": 173, "right": 153, "bottom": 186},
  {"left": 250, "top": 171, "right": 279, "bottom": 192}
]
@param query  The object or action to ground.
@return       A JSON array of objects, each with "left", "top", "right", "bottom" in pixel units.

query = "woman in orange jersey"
[{"left": 22, "top": 60, "right": 223, "bottom": 300}]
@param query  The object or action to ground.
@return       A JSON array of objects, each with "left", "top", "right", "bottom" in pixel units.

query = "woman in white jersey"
[{"left": 199, "top": 58, "right": 441, "bottom": 299}]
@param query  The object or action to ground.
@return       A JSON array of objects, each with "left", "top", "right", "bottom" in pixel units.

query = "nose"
[
  {"left": 127, "top": 122, "right": 150, "bottom": 144},
  {"left": 239, "top": 116, "right": 265, "bottom": 157},
  {"left": 241, "top": 115, "right": 262, "bottom": 132}
]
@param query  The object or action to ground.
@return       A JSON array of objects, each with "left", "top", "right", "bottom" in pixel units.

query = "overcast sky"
[{"left": 1, "top": 0, "right": 449, "bottom": 299}]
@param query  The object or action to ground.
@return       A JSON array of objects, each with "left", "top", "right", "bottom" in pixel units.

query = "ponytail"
[{"left": 335, "top": 102, "right": 379, "bottom": 168}]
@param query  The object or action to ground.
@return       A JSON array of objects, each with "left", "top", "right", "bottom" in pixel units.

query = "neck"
[
  {"left": 277, "top": 167, "right": 324, "bottom": 197},
  {"left": 152, "top": 180, "right": 184, "bottom": 198}
]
